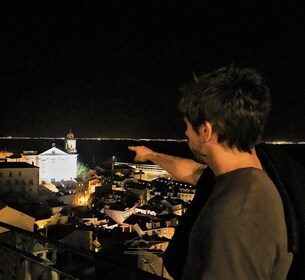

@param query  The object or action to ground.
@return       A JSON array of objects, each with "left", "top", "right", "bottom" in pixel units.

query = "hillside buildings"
[{"left": 0, "top": 134, "right": 196, "bottom": 279}]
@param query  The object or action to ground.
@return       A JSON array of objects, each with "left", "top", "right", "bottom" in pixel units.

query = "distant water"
[
  {"left": 0, "top": 138, "right": 193, "bottom": 166},
  {"left": 76, "top": 139, "right": 194, "bottom": 166},
  {"left": 1, "top": 138, "right": 305, "bottom": 167}
]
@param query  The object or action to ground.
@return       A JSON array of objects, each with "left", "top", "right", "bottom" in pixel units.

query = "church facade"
[{"left": 2, "top": 131, "right": 78, "bottom": 184}]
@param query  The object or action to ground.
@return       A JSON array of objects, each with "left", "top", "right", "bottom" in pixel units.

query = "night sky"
[{"left": 2, "top": 1, "right": 305, "bottom": 141}]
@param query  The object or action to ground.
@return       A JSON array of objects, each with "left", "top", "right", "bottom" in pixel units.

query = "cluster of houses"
[{"left": 0, "top": 132, "right": 197, "bottom": 279}]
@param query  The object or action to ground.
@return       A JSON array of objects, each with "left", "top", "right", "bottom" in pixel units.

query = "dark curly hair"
[{"left": 178, "top": 65, "right": 271, "bottom": 153}]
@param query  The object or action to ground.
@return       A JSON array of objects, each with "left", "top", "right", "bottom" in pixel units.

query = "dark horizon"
[{"left": 1, "top": 136, "right": 305, "bottom": 144}]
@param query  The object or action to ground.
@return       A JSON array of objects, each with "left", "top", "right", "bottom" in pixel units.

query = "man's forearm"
[{"left": 149, "top": 151, "right": 206, "bottom": 185}]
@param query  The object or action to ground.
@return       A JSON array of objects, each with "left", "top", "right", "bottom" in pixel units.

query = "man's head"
[{"left": 178, "top": 65, "right": 271, "bottom": 153}]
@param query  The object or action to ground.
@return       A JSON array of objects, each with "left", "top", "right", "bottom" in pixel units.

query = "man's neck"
[{"left": 208, "top": 145, "right": 263, "bottom": 176}]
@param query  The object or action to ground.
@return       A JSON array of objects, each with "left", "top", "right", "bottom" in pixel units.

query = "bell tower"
[{"left": 65, "top": 130, "right": 77, "bottom": 154}]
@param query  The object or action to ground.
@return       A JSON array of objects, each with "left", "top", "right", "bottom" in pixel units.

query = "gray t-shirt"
[{"left": 182, "top": 168, "right": 293, "bottom": 280}]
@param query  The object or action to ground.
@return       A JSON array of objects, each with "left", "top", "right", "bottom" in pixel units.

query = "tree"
[{"left": 77, "top": 162, "right": 89, "bottom": 178}]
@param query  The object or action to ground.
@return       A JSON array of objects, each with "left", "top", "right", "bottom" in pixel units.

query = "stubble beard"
[{"left": 189, "top": 146, "right": 208, "bottom": 165}]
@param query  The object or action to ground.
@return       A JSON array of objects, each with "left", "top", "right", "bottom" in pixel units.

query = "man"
[{"left": 128, "top": 66, "right": 293, "bottom": 279}]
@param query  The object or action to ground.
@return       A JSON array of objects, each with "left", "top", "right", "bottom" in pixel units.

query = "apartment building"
[{"left": 0, "top": 162, "right": 39, "bottom": 198}]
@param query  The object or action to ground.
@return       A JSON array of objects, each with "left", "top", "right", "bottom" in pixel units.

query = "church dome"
[{"left": 66, "top": 131, "right": 74, "bottom": 139}]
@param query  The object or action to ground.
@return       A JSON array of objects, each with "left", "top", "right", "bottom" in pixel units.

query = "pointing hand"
[{"left": 128, "top": 146, "right": 154, "bottom": 162}]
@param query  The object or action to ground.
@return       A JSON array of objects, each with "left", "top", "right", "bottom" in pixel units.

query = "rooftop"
[{"left": 0, "top": 162, "right": 39, "bottom": 169}]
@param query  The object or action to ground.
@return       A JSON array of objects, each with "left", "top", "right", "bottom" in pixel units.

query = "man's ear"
[{"left": 199, "top": 121, "right": 213, "bottom": 142}]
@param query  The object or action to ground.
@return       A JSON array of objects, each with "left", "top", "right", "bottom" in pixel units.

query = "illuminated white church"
[{"left": 20, "top": 131, "right": 78, "bottom": 184}]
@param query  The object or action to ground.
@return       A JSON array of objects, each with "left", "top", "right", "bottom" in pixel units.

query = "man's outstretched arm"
[{"left": 128, "top": 145, "right": 206, "bottom": 185}]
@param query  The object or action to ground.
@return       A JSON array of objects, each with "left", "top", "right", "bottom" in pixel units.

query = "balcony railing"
[{"left": 0, "top": 222, "right": 164, "bottom": 279}]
